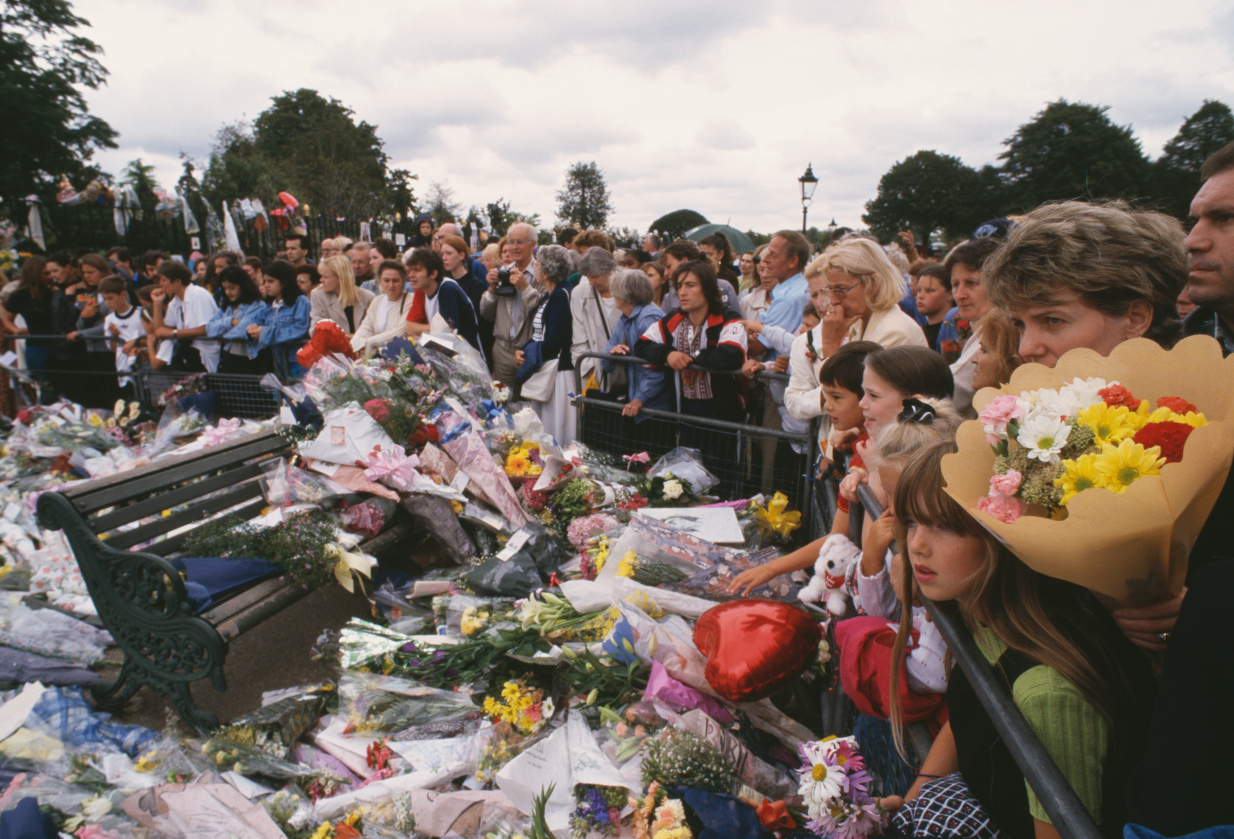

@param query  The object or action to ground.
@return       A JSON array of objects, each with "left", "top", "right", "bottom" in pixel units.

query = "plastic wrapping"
[
  {"left": 400, "top": 495, "right": 475, "bottom": 562},
  {"left": 463, "top": 554, "right": 543, "bottom": 598},
  {"left": 648, "top": 446, "right": 719, "bottom": 493},
  {"left": 260, "top": 457, "right": 351, "bottom": 507},
  {"left": 339, "top": 672, "right": 480, "bottom": 734},
  {"left": 339, "top": 497, "right": 396, "bottom": 538}
]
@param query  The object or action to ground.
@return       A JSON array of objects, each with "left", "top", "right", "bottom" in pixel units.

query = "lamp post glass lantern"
[{"left": 799, "top": 164, "right": 818, "bottom": 235}]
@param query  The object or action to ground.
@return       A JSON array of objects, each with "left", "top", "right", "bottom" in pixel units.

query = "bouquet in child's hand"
[{"left": 797, "top": 736, "right": 886, "bottom": 839}]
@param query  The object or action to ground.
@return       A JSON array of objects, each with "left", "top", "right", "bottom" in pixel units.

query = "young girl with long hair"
[
  {"left": 249, "top": 260, "right": 310, "bottom": 380},
  {"left": 887, "top": 441, "right": 1156, "bottom": 839},
  {"left": 206, "top": 265, "right": 269, "bottom": 375}
]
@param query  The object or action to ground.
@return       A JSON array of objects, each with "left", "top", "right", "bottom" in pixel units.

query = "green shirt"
[{"left": 973, "top": 626, "right": 1110, "bottom": 826}]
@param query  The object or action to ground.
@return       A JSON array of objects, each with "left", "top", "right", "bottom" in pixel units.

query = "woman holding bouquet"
[
  {"left": 983, "top": 200, "right": 1191, "bottom": 651},
  {"left": 983, "top": 198, "right": 1234, "bottom": 835}
]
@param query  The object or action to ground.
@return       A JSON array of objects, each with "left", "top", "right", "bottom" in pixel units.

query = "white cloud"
[{"left": 74, "top": 0, "right": 1234, "bottom": 238}]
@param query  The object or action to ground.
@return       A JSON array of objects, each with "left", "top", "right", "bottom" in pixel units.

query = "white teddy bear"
[{"left": 798, "top": 533, "right": 862, "bottom": 616}]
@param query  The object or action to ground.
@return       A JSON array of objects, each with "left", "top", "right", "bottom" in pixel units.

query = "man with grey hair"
[
  {"left": 432, "top": 222, "right": 463, "bottom": 252},
  {"left": 480, "top": 222, "right": 542, "bottom": 388},
  {"left": 571, "top": 247, "right": 625, "bottom": 391},
  {"left": 642, "top": 233, "right": 661, "bottom": 259}
]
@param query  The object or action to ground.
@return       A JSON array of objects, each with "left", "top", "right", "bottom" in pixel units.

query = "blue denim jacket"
[{"left": 603, "top": 302, "right": 673, "bottom": 420}]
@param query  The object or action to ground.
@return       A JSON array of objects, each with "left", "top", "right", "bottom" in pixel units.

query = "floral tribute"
[
  {"left": 976, "top": 377, "right": 1206, "bottom": 522},
  {"left": 796, "top": 736, "right": 886, "bottom": 839},
  {"left": 482, "top": 678, "right": 554, "bottom": 736}
]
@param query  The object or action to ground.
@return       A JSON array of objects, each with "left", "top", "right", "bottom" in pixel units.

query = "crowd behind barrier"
[{"left": 3, "top": 162, "right": 1233, "bottom": 839}]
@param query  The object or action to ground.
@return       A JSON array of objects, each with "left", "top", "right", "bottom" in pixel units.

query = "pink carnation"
[
  {"left": 980, "top": 394, "right": 1026, "bottom": 444},
  {"left": 566, "top": 513, "right": 620, "bottom": 550},
  {"left": 989, "top": 469, "right": 1023, "bottom": 497},
  {"left": 977, "top": 493, "right": 1026, "bottom": 524}
]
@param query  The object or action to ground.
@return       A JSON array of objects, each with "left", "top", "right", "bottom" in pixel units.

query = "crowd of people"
[{"left": 4, "top": 140, "right": 1234, "bottom": 837}]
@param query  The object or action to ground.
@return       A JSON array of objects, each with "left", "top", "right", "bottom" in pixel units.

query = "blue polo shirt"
[{"left": 759, "top": 271, "right": 808, "bottom": 360}]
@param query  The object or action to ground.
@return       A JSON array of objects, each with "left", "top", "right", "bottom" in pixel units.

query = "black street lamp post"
[{"left": 799, "top": 164, "right": 818, "bottom": 235}]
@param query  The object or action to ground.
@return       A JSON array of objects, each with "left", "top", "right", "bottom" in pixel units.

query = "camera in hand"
[{"left": 495, "top": 264, "right": 517, "bottom": 297}]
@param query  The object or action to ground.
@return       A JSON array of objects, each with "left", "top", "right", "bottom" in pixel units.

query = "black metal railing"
[
  {"left": 570, "top": 352, "right": 820, "bottom": 542},
  {"left": 851, "top": 482, "right": 1103, "bottom": 839}
]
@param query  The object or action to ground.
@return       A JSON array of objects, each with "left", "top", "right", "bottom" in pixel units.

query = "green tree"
[
  {"left": 1149, "top": 100, "right": 1234, "bottom": 218},
  {"left": 649, "top": 209, "right": 708, "bottom": 242},
  {"left": 486, "top": 198, "right": 541, "bottom": 237},
  {"left": 204, "top": 89, "right": 403, "bottom": 220},
  {"left": 120, "top": 158, "right": 160, "bottom": 202},
  {"left": 423, "top": 181, "right": 461, "bottom": 223},
  {"left": 998, "top": 100, "right": 1149, "bottom": 211},
  {"left": 863, "top": 150, "right": 996, "bottom": 241},
  {"left": 556, "top": 161, "right": 613, "bottom": 230},
  {"left": 0, "top": 0, "right": 118, "bottom": 207}
]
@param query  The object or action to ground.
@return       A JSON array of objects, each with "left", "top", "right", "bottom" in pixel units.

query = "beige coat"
[
  {"left": 785, "top": 304, "right": 928, "bottom": 443},
  {"left": 479, "top": 264, "right": 542, "bottom": 350},
  {"left": 350, "top": 292, "right": 413, "bottom": 354},
  {"left": 310, "top": 286, "right": 376, "bottom": 335}
]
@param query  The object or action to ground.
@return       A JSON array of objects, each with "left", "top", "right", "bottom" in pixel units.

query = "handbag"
[{"left": 520, "top": 357, "right": 559, "bottom": 402}]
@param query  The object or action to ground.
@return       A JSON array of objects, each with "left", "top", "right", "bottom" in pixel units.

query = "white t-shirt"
[
  {"left": 166, "top": 285, "right": 220, "bottom": 372},
  {"left": 374, "top": 295, "right": 397, "bottom": 330},
  {"left": 104, "top": 306, "right": 145, "bottom": 385}
]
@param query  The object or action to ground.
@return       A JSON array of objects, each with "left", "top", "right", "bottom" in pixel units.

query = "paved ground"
[{"left": 109, "top": 584, "right": 372, "bottom": 731}]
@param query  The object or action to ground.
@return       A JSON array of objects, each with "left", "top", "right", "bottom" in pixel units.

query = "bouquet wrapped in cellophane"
[{"left": 942, "top": 337, "right": 1234, "bottom": 607}]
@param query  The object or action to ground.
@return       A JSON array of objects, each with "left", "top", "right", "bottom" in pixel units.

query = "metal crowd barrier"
[
  {"left": 570, "top": 352, "right": 821, "bottom": 542},
  {"left": 851, "top": 483, "right": 1103, "bottom": 839}
]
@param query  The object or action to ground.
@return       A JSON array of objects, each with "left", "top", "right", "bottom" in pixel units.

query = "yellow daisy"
[
  {"left": 1054, "top": 453, "right": 1105, "bottom": 505},
  {"left": 1092, "top": 439, "right": 1166, "bottom": 494},
  {"left": 1146, "top": 407, "right": 1208, "bottom": 428},
  {"left": 1075, "top": 403, "right": 1141, "bottom": 446}
]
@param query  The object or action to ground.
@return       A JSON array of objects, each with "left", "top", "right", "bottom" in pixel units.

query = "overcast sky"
[{"left": 76, "top": 0, "right": 1234, "bottom": 236}]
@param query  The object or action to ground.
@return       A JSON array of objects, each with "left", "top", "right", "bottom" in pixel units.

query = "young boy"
[
  {"left": 818, "top": 340, "right": 882, "bottom": 538},
  {"left": 100, "top": 275, "right": 145, "bottom": 399},
  {"left": 727, "top": 339, "right": 882, "bottom": 595}
]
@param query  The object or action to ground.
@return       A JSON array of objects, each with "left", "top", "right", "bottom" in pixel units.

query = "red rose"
[
  {"left": 1156, "top": 396, "right": 1198, "bottom": 415},
  {"left": 1133, "top": 420, "right": 1195, "bottom": 463},
  {"left": 1098, "top": 384, "right": 1140, "bottom": 410},
  {"left": 425, "top": 425, "right": 439, "bottom": 442}
]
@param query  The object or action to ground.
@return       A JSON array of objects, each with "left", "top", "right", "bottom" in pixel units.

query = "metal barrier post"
[{"left": 852, "top": 483, "right": 1103, "bottom": 839}]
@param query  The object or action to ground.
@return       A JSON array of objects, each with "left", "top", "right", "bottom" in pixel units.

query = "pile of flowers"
[
  {"left": 797, "top": 736, "right": 886, "bottom": 839},
  {"left": 977, "top": 377, "right": 1207, "bottom": 522},
  {"left": 627, "top": 783, "right": 691, "bottom": 839},
  {"left": 157, "top": 373, "right": 207, "bottom": 407}
]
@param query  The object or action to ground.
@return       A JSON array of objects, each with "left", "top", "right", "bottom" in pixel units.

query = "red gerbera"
[
  {"left": 1099, "top": 384, "right": 1140, "bottom": 410},
  {"left": 1133, "top": 420, "right": 1195, "bottom": 463},
  {"left": 1156, "top": 395, "right": 1198, "bottom": 415}
]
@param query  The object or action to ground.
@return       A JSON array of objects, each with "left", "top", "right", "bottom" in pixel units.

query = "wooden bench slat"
[
  {"left": 137, "top": 498, "right": 270, "bottom": 558},
  {"left": 201, "top": 577, "right": 314, "bottom": 642},
  {"left": 67, "top": 432, "right": 287, "bottom": 514},
  {"left": 104, "top": 484, "right": 265, "bottom": 551},
  {"left": 89, "top": 463, "right": 267, "bottom": 533}
]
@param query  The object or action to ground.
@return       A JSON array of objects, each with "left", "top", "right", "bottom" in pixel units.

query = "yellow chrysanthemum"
[
  {"left": 1055, "top": 453, "right": 1104, "bottom": 505},
  {"left": 1146, "top": 407, "right": 1208, "bottom": 428},
  {"left": 1076, "top": 402, "right": 1141, "bottom": 446},
  {"left": 1092, "top": 439, "right": 1166, "bottom": 494}
]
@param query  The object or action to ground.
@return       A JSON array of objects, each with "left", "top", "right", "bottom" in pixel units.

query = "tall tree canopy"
[
  {"left": 203, "top": 89, "right": 414, "bottom": 220},
  {"left": 555, "top": 161, "right": 613, "bottom": 230},
  {"left": 0, "top": 0, "right": 117, "bottom": 207},
  {"left": 649, "top": 209, "right": 708, "bottom": 242},
  {"left": 1150, "top": 100, "right": 1234, "bottom": 218},
  {"left": 863, "top": 150, "right": 997, "bottom": 241},
  {"left": 998, "top": 99, "right": 1148, "bottom": 211}
]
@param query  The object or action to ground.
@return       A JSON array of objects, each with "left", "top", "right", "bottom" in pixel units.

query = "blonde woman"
[{"left": 309, "top": 255, "right": 375, "bottom": 335}]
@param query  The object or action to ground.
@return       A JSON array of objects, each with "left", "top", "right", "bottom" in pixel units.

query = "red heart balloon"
[{"left": 693, "top": 599, "right": 823, "bottom": 702}]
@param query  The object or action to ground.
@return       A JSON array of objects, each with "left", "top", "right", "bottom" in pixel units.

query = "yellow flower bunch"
[
  {"left": 751, "top": 492, "right": 801, "bottom": 538},
  {"left": 504, "top": 441, "right": 543, "bottom": 477},
  {"left": 483, "top": 679, "right": 552, "bottom": 735},
  {"left": 1055, "top": 439, "right": 1166, "bottom": 503},
  {"left": 1075, "top": 402, "right": 1142, "bottom": 447}
]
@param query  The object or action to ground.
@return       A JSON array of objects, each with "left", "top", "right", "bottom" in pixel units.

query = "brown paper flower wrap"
[{"left": 942, "top": 336, "right": 1234, "bottom": 607}]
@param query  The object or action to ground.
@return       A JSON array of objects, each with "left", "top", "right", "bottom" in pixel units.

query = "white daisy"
[
  {"left": 799, "top": 740, "right": 848, "bottom": 819},
  {"left": 1016, "top": 413, "right": 1072, "bottom": 463}
]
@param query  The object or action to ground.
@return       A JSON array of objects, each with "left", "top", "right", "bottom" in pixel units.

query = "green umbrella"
[{"left": 683, "top": 223, "right": 754, "bottom": 256}]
